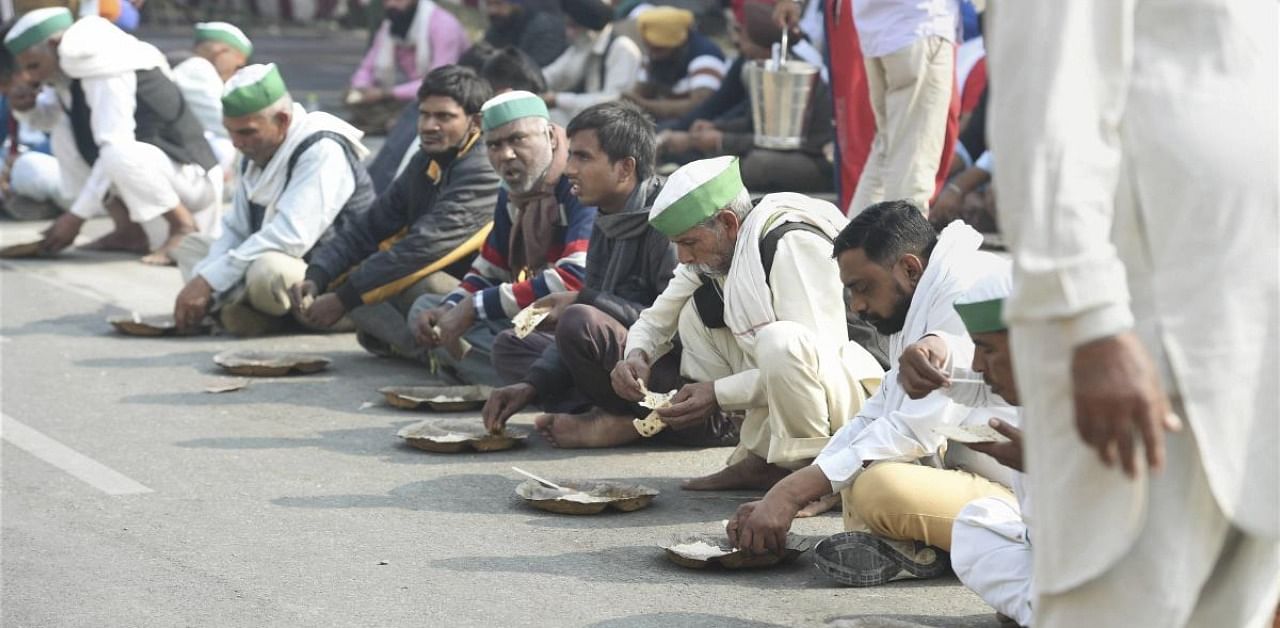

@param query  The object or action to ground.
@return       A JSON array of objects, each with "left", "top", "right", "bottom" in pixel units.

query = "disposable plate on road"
[
  {"left": 0, "top": 240, "right": 45, "bottom": 259},
  {"left": 212, "top": 350, "right": 331, "bottom": 377},
  {"left": 379, "top": 385, "right": 493, "bottom": 412},
  {"left": 662, "top": 533, "right": 811, "bottom": 570},
  {"left": 515, "top": 479, "right": 659, "bottom": 515},
  {"left": 397, "top": 418, "right": 528, "bottom": 453},
  {"left": 109, "top": 313, "right": 208, "bottom": 337}
]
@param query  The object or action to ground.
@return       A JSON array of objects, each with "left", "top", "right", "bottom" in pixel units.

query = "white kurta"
[
  {"left": 814, "top": 222, "right": 1015, "bottom": 492},
  {"left": 171, "top": 56, "right": 235, "bottom": 171},
  {"left": 195, "top": 107, "right": 362, "bottom": 296},
  {"left": 988, "top": 0, "right": 1279, "bottom": 619},
  {"left": 544, "top": 25, "right": 643, "bottom": 126}
]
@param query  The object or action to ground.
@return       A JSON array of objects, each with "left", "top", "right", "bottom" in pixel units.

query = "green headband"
[
  {"left": 954, "top": 297, "right": 1006, "bottom": 334},
  {"left": 196, "top": 26, "right": 252, "bottom": 57},
  {"left": 482, "top": 96, "right": 549, "bottom": 132},
  {"left": 222, "top": 65, "right": 287, "bottom": 117},
  {"left": 5, "top": 10, "right": 72, "bottom": 56},
  {"left": 650, "top": 158, "right": 744, "bottom": 237}
]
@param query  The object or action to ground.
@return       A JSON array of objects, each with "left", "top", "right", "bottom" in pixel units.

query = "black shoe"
[{"left": 813, "top": 531, "right": 950, "bottom": 587}]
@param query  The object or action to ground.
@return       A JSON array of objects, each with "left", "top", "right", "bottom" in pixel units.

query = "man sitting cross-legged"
[
  {"left": 480, "top": 101, "right": 736, "bottom": 449},
  {"left": 171, "top": 64, "right": 374, "bottom": 336},
  {"left": 894, "top": 271, "right": 1032, "bottom": 627},
  {"left": 289, "top": 66, "right": 500, "bottom": 357},
  {"left": 727, "top": 204, "right": 1018, "bottom": 585},
  {"left": 407, "top": 90, "right": 596, "bottom": 386},
  {"left": 609, "top": 155, "right": 884, "bottom": 503}
]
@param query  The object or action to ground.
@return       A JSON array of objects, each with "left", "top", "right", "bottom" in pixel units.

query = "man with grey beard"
[
  {"left": 408, "top": 90, "right": 596, "bottom": 386},
  {"left": 609, "top": 156, "right": 883, "bottom": 514}
]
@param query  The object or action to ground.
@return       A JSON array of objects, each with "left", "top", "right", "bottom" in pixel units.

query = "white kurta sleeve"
[
  {"left": 11, "top": 85, "right": 65, "bottom": 132},
  {"left": 194, "top": 141, "right": 356, "bottom": 293},
  {"left": 625, "top": 263, "right": 702, "bottom": 362},
  {"left": 988, "top": 0, "right": 1135, "bottom": 347},
  {"left": 81, "top": 72, "right": 138, "bottom": 148},
  {"left": 194, "top": 195, "right": 252, "bottom": 291}
]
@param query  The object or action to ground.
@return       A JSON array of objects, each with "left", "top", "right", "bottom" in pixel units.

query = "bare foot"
[
  {"left": 82, "top": 227, "right": 149, "bottom": 253},
  {"left": 681, "top": 454, "right": 791, "bottom": 491},
  {"left": 796, "top": 493, "right": 841, "bottom": 518},
  {"left": 534, "top": 409, "right": 640, "bottom": 448},
  {"left": 140, "top": 229, "right": 191, "bottom": 266}
]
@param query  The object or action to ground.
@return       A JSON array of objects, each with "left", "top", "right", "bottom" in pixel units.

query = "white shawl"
[
  {"left": 58, "top": 16, "right": 169, "bottom": 80},
  {"left": 724, "top": 192, "right": 849, "bottom": 343},
  {"left": 374, "top": 0, "right": 437, "bottom": 88},
  {"left": 239, "top": 103, "right": 369, "bottom": 222}
]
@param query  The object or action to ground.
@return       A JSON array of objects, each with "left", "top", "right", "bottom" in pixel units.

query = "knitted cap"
[
  {"left": 481, "top": 90, "right": 549, "bottom": 132},
  {"left": 222, "top": 63, "right": 288, "bottom": 117},
  {"left": 649, "top": 156, "right": 743, "bottom": 237},
  {"left": 637, "top": 6, "right": 693, "bottom": 48},
  {"left": 4, "top": 7, "right": 73, "bottom": 56},
  {"left": 195, "top": 21, "right": 253, "bottom": 57}
]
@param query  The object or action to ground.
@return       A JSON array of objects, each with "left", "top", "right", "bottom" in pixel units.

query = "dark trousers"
[{"left": 493, "top": 303, "right": 738, "bottom": 447}]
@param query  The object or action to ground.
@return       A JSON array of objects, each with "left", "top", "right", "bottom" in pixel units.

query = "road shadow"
[
  {"left": 270, "top": 473, "right": 517, "bottom": 515},
  {"left": 0, "top": 305, "right": 129, "bottom": 338},
  {"left": 429, "top": 544, "right": 820, "bottom": 590},
  {"left": 588, "top": 613, "right": 789, "bottom": 628},
  {"left": 76, "top": 350, "right": 221, "bottom": 370},
  {"left": 825, "top": 613, "right": 1001, "bottom": 628}
]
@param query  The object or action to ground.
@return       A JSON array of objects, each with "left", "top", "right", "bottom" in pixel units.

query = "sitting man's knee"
[
  {"left": 555, "top": 303, "right": 595, "bottom": 340},
  {"left": 244, "top": 254, "right": 299, "bottom": 316},
  {"left": 848, "top": 463, "right": 916, "bottom": 533},
  {"left": 755, "top": 321, "right": 816, "bottom": 365}
]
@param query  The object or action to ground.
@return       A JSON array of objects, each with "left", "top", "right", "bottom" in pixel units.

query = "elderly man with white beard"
[{"left": 610, "top": 156, "right": 884, "bottom": 512}]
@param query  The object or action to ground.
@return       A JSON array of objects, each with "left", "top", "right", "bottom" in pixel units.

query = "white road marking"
[{"left": 2, "top": 414, "right": 153, "bottom": 495}]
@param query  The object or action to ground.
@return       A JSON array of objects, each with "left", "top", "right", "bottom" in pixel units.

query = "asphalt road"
[{"left": 1, "top": 26, "right": 999, "bottom": 628}]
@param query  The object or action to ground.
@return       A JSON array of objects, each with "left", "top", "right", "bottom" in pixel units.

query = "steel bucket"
[{"left": 744, "top": 59, "right": 819, "bottom": 151}]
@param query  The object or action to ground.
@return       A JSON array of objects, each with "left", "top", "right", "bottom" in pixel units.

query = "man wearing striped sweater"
[{"left": 408, "top": 90, "right": 596, "bottom": 386}]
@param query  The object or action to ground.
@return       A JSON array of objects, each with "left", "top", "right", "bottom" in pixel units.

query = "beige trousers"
[
  {"left": 677, "top": 302, "right": 880, "bottom": 469},
  {"left": 848, "top": 36, "right": 954, "bottom": 215},
  {"left": 841, "top": 461, "right": 1015, "bottom": 552},
  {"left": 173, "top": 233, "right": 308, "bottom": 337}
]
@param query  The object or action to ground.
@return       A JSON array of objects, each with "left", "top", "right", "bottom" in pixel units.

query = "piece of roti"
[
  {"left": 633, "top": 411, "right": 667, "bottom": 438},
  {"left": 638, "top": 380, "right": 675, "bottom": 410},
  {"left": 934, "top": 423, "right": 1011, "bottom": 444},
  {"left": 512, "top": 306, "right": 551, "bottom": 339}
]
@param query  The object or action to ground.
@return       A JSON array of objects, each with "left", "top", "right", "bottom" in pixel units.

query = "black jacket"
[{"left": 304, "top": 133, "right": 501, "bottom": 309}]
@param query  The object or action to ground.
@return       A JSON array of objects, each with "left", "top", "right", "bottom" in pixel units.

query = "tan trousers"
[
  {"left": 173, "top": 233, "right": 308, "bottom": 337},
  {"left": 677, "top": 302, "right": 881, "bottom": 469},
  {"left": 842, "top": 461, "right": 1016, "bottom": 552},
  {"left": 849, "top": 36, "right": 954, "bottom": 214}
]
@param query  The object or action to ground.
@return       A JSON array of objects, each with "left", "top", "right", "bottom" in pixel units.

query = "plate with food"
[
  {"left": 212, "top": 350, "right": 331, "bottom": 377},
  {"left": 514, "top": 479, "right": 659, "bottom": 515},
  {"left": 379, "top": 385, "right": 493, "bottom": 412},
  {"left": 109, "top": 312, "right": 208, "bottom": 337},
  {"left": 662, "top": 533, "right": 812, "bottom": 570},
  {"left": 397, "top": 418, "right": 528, "bottom": 453}
]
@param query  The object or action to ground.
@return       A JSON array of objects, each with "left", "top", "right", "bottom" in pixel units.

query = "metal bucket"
[{"left": 744, "top": 59, "right": 819, "bottom": 151}]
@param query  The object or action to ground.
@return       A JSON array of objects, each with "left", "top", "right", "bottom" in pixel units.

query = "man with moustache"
[
  {"left": 408, "top": 90, "right": 595, "bottom": 386},
  {"left": 726, "top": 202, "right": 1017, "bottom": 587},
  {"left": 480, "top": 101, "right": 737, "bottom": 449},
  {"left": 608, "top": 156, "right": 883, "bottom": 511},
  {"left": 291, "top": 66, "right": 500, "bottom": 360}
]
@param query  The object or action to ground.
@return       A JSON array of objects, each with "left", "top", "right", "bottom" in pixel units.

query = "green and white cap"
[
  {"left": 4, "top": 7, "right": 73, "bottom": 56},
  {"left": 481, "top": 90, "right": 548, "bottom": 133},
  {"left": 195, "top": 21, "right": 252, "bottom": 58},
  {"left": 649, "top": 156, "right": 744, "bottom": 237},
  {"left": 953, "top": 270, "right": 1012, "bottom": 335},
  {"left": 222, "top": 63, "right": 288, "bottom": 118}
]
